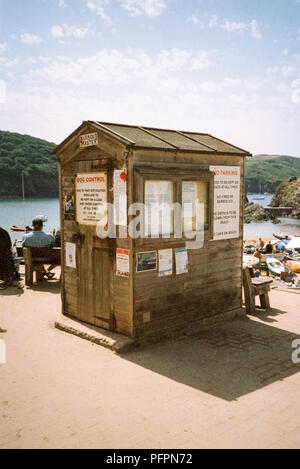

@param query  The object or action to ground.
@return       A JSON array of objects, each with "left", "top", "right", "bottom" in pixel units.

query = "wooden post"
[
  {"left": 23, "top": 247, "right": 33, "bottom": 286},
  {"left": 243, "top": 267, "right": 256, "bottom": 315}
]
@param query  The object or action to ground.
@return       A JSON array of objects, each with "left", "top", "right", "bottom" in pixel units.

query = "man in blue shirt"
[
  {"left": 22, "top": 217, "right": 55, "bottom": 248},
  {"left": 22, "top": 217, "right": 56, "bottom": 279}
]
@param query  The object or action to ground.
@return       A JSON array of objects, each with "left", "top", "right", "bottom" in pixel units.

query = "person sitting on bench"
[{"left": 22, "top": 217, "right": 56, "bottom": 279}]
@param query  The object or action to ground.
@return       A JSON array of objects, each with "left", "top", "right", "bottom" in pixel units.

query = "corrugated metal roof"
[
  {"left": 94, "top": 123, "right": 176, "bottom": 150},
  {"left": 89, "top": 121, "right": 250, "bottom": 156},
  {"left": 143, "top": 128, "right": 213, "bottom": 152},
  {"left": 184, "top": 132, "right": 245, "bottom": 154},
  {"left": 54, "top": 120, "right": 250, "bottom": 156}
]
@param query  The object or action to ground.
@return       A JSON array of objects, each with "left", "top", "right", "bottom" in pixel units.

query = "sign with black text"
[
  {"left": 209, "top": 165, "right": 240, "bottom": 240},
  {"left": 76, "top": 172, "right": 107, "bottom": 225},
  {"left": 79, "top": 132, "right": 98, "bottom": 147}
]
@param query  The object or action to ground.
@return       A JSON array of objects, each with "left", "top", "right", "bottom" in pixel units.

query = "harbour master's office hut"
[{"left": 54, "top": 121, "right": 251, "bottom": 341}]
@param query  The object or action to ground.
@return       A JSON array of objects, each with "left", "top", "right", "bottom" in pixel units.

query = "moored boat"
[
  {"left": 266, "top": 256, "right": 292, "bottom": 277},
  {"left": 284, "top": 259, "right": 300, "bottom": 273},
  {"left": 273, "top": 232, "right": 291, "bottom": 241},
  {"left": 10, "top": 225, "right": 26, "bottom": 232}
]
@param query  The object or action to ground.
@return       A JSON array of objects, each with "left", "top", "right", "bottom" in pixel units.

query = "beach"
[{"left": 1, "top": 265, "right": 300, "bottom": 449}]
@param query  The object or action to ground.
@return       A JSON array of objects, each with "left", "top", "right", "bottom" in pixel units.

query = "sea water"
[
  {"left": 245, "top": 193, "right": 300, "bottom": 239},
  {"left": 0, "top": 198, "right": 60, "bottom": 241},
  {"left": 0, "top": 197, "right": 299, "bottom": 242}
]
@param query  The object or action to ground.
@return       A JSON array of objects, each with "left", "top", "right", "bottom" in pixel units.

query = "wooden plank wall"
[
  {"left": 58, "top": 133, "right": 246, "bottom": 341},
  {"left": 59, "top": 142, "right": 134, "bottom": 337},
  {"left": 60, "top": 161, "right": 79, "bottom": 318},
  {"left": 132, "top": 151, "right": 245, "bottom": 340}
]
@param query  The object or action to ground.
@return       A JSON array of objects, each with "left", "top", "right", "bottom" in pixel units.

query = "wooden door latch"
[{"left": 72, "top": 233, "right": 85, "bottom": 245}]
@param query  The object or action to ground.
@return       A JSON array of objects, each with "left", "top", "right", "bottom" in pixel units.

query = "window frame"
[{"left": 133, "top": 167, "right": 214, "bottom": 248}]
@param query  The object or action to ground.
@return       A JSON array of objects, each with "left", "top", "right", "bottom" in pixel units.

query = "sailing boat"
[
  {"left": 252, "top": 181, "right": 265, "bottom": 201},
  {"left": 10, "top": 170, "right": 47, "bottom": 232}
]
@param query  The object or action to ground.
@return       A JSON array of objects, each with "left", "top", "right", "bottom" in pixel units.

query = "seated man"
[{"left": 22, "top": 217, "right": 56, "bottom": 279}]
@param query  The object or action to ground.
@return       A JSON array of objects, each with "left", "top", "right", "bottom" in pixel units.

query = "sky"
[{"left": 0, "top": 0, "right": 299, "bottom": 156}]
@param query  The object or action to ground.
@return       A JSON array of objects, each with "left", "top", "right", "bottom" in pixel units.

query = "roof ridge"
[
  {"left": 205, "top": 133, "right": 251, "bottom": 155},
  {"left": 90, "top": 121, "right": 136, "bottom": 145},
  {"left": 176, "top": 130, "right": 215, "bottom": 152},
  {"left": 139, "top": 126, "right": 179, "bottom": 150}
]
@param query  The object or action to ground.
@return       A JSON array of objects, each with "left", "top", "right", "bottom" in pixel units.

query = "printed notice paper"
[
  {"left": 65, "top": 242, "right": 76, "bottom": 268},
  {"left": 114, "top": 170, "right": 127, "bottom": 227},
  {"left": 116, "top": 248, "right": 130, "bottom": 278},
  {"left": 174, "top": 247, "right": 188, "bottom": 275},
  {"left": 182, "top": 181, "right": 197, "bottom": 204},
  {"left": 76, "top": 172, "right": 107, "bottom": 225},
  {"left": 158, "top": 249, "right": 173, "bottom": 277},
  {"left": 209, "top": 166, "right": 240, "bottom": 241}
]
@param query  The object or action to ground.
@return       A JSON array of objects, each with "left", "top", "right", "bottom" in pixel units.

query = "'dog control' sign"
[{"left": 76, "top": 173, "right": 107, "bottom": 225}]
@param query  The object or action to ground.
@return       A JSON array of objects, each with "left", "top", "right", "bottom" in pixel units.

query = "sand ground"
[{"left": 1, "top": 266, "right": 300, "bottom": 449}]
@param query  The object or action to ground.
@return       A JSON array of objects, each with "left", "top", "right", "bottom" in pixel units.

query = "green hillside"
[
  {"left": 1, "top": 131, "right": 299, "bottom": 199},
  {"left": 245, "top": 154, "right": 300, "bottom": 193},
  {"left": 0, "top": 130, "right": 58, "bottom": 198}
]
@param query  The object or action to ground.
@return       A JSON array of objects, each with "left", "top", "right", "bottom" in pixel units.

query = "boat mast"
[{"left": 22, "top": 170, "right": 26, "bottom": 227}]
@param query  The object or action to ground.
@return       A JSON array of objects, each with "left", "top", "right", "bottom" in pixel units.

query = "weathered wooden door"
[{"left": 75, "top": 160, "right": 113, "bottom": 330}]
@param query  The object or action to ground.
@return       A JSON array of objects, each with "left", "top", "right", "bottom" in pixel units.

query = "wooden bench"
[
  {"left": 243, "top": 266, "right": 273, "bottom": 315},
  {"left": 23, "top": 247, "right": 61, "bottom": 286}
]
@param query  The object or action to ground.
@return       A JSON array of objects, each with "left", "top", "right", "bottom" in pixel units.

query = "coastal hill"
[
  {"left": 245, "top": 154, "right": 300, "bottom": 194},
  {"left": 1, "top": 129, "right": 300, "bottom": 200},
  {"left": 269, "top": 177, "right": 300, "bottom": 219},
  {"left": 0, "top": 130, "right": 57, "bottom": 198}
]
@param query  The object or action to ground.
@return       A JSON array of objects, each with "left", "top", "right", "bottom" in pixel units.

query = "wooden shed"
[{"left": 54, "top": 121, "right": 251, "bottom": 341}]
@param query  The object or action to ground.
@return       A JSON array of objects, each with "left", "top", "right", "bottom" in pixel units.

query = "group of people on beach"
[
  {"left": 254, "top": 238, "right": 278, "bottom": 261},
  {"left": 0, "top": 217, "right": 60, "bottom": 290}
]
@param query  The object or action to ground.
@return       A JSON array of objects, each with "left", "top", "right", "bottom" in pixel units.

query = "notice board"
[
  {"left": 76, "top": 172, "right": 107, "bottom": 225},
  {"left": 209, "top": 166, "right": 240, "bottom": 240}
]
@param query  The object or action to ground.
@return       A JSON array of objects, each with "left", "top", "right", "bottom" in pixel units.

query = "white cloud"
[
  {"left": 208, "top": 16, "right": 262, "bottom": 40},
  {"left": 282, "top": 48, "right": 289, "bottom": 56},
  {"left": 24, "top": 48, "right": 216, "bottom": 88},
  {"left": 188, "top": 15, "right": 199, "bottom": 25},
  {"left": 221, "top": 21, "right": 247, "bottom": 34},
  {"left": 58, "top": 0, "right": 67, "bottom": 7},
  {"left": 249, "top": 20, "right": 262, "bottom": 40},
  {"left": 2, "top": 45, "right": 299, "bottom": 156},
  {"left": 120, "top": 0, "right": 167, "bottom": 17},
  {"left": 157, "top": 48, "right": 190, "bottom": 72},
  {"left": 0, "top": 42, "right": 8, "bottom": 54},
  {"left": 20, "top": 33, "right": 43, "bottom": 45},
  {"left": 223, "top": 77, "right": 242, "bottom": 88},
  {"left": 87, "top": 0, "right": 111, "bottom": 22},
  {"left": 0, "top": 57, "right": 21, "bottom": 68},
  {"left": 0, "top": 80, "right": 6, "bottom": 103},
  {"left": 208, "top": 15, "right": 218, "bottom": 28},
  {"left": 188, "top": 15, "right": 205, "bottom": 29},
  {"left": 268, "top": 65, "right": 295, "bottom": 77},
  {"left": 190, "top": 50, "right": 216, "bottom": 70},
  {"left": 51, "top": 24, "right": 89, "bottom": 39},
  {"left": 292, "top": 79, "right": 300, "bottom": 103}
]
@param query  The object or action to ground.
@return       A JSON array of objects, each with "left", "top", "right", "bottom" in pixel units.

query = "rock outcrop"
[
  {"left": 244, "top": 201, "right": 277, "bottom": 224},
  {"left": 269, "top": 177, "right": 300, "bottom": 219}
]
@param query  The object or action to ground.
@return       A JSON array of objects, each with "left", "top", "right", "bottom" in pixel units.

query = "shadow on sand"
[
  {"left": 0, "top": 282, "right": 24, "bottom": 297},
  {"left": 27, "top": 278, "right": 61, "bottom": 294},
  {"left": 0, "top": 278, "right": 61, "bottom": 295},
  {"left": 121, "top": 309, "right": 300, "bottom": 401}
]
